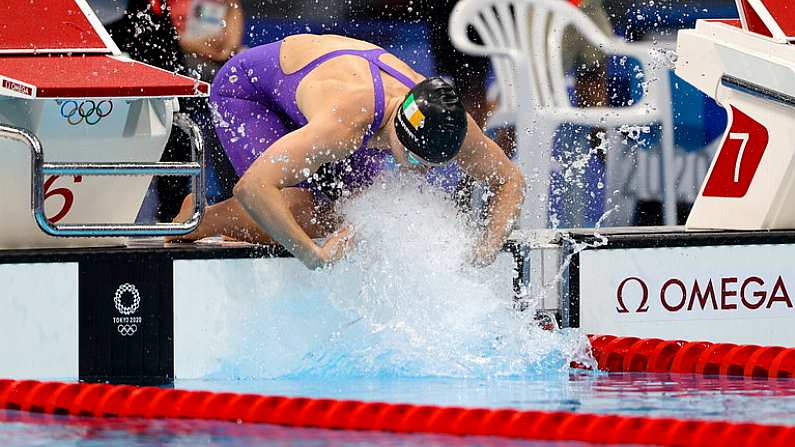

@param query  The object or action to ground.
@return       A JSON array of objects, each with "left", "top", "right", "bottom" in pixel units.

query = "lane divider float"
[
  {"left": 2, "top": 378, "right": 795, "bottom": 446},
  {"left": 588, "top": 335, "right": 795, "bottom": 378}
]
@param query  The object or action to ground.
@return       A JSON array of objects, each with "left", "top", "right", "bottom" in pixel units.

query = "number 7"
[{"left": 729, "top": 132, "right": 750, "bottom": 183}]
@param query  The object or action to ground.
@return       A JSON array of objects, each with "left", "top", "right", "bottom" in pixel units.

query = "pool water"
[
  {"left": 4, "top": 372, "right": 795, "bottom": 446},
  {"left": 179, "top": 373, "right": 795, "bottom": 425},
  {"left": 0, "top": 410, "right": 558, "bottom": 447}
]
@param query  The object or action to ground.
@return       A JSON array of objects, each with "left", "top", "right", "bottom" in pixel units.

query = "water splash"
[
  {"left": 209, "top": 173, "right": 592, "bottom": 380},
  {"left": 619, "top": 124, "right": 652, "bottom": 145}
]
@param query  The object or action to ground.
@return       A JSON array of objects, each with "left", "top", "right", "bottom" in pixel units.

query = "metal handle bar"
[
  {"left": 721, "top": 74, "right": 795, "bottom": 109},
  {"left": 0, "top": 112, "right": 205, "bottom": 237},
  {"left": 42, "top": 162, "right": 201, "bottom": 177}
]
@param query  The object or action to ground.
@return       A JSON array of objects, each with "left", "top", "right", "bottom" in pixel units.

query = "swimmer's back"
[
  {"left": 279, "top": 34, "right": 425, "bottom": 123},
  {"left": 278, "top": 34, "right": 382, "bottom": 73},
  {"left": 211, "top": 34, "right": 425, "bottom": 188}
]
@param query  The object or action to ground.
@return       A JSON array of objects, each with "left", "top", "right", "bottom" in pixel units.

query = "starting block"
[
  {"left": 736, "top": 0, "right": 795, "bottom": 42},
  {"left": 676, "top": 1, "right": 795, "bottom": 230},
  {"left": 0, "top": 0, "right": 209, "bottom": 248}
]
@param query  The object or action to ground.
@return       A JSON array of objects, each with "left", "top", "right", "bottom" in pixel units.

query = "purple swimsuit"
[{"left": 210, "top": 40, "right": 417, "bottom": 200}]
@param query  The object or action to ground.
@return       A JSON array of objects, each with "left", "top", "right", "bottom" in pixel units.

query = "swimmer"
[{"left": 173, "top": 34, "right": 525, "bottom": 270}]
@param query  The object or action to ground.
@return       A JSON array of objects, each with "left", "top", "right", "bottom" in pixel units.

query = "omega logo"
[
  {"left": 616, "top": 277, "right": 649, "bottom": 313},
  {"left": 615, "top": 275, "right": 794, "bottom": 314}
]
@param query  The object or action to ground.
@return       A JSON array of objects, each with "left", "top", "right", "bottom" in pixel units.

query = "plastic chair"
[{"left": 449, "top": 0, "right": 676, "bottom": 228}]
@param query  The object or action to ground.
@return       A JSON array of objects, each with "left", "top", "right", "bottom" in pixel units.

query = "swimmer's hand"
[
  {"left": 310, "top": 226, "right": 355, "bottom": 269},
  {"left": 468, "top": 239, "right": 501, "bottom": 268}
]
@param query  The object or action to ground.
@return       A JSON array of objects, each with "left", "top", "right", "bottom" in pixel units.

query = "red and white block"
[{"left": 677, "top": 12, "right": 795, "bottom": 229}]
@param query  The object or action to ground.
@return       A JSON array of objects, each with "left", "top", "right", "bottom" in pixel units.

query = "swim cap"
[{"left": 394, "top": 77, "right": 467, "bottom": 164}]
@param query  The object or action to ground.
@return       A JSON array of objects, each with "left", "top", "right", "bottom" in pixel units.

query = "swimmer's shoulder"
[
  {"left": 281, "top": 34, "right": 377, "bottom": 74},
  {"left": 283, "top": 34, "right": 421, "bottom": 78},
  {"left": 283, "top": 34, "right": 380, "bottom": 51}
]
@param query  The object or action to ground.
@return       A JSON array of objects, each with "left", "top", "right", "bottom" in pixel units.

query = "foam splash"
[{"left": 209, "top": 173, "right": 592, "bottom": 380}]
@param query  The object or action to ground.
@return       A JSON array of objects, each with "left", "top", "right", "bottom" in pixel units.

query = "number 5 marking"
[{"left": 729, "top": 132, "right": 750, "bottom": 183}]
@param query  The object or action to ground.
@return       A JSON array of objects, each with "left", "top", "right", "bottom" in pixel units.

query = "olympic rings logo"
[
  {"left": 59, "top": 99, "right": 113, "bottom": 126},
  {"left": 114, "top": 283, "right": 141, "bottom": 315},
  {"left": 118, "top": 324, "right": 138, "bottom": 336}
]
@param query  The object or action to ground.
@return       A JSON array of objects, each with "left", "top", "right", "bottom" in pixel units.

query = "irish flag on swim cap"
[{"left": 402, "top": 94, "right": 426, "bottom": 129}]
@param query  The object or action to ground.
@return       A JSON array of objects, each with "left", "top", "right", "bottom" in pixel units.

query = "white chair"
[{"left": 449, "top": 0, "right": 677, "bottom": 228}]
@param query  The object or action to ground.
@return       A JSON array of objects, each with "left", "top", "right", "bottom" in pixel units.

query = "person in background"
[
  {"left": 88, "top": 0, "right": 184, "bottom": 73},
  {"left": 170, "top": 0, "right": 246, "bottom": 204},
  {"left": 550, "top": 0, "right": 613, "bottom": 228},
  {"left": 484, "top": 0, "right": 612, "bottom": 227},
  {"left": 169, "top": 0, "right": 245, "bottom": 82},
  {"left": 560, "top": 0, "right": 612, "bottom": 112},
  {"left": 86, "top": 0, "right": 192, "bottom": 222}
]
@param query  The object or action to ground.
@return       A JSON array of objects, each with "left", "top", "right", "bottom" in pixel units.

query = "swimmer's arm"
[
  {"left": 233, "top": 119, "right": 364, "bottom": 269},
  {"left": 456, "top": 116, "right": 526, "bottom": 265}
]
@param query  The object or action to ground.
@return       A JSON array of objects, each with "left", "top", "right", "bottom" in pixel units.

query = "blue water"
[
  {"left": 4, "top": 372, "right": 795, "bottom": 446},
  {"left": 0, "top": 410, "right": 573, "bottom": 446},
  {"left": 177, "top": 373, "right": 795, "bottom": 425}
]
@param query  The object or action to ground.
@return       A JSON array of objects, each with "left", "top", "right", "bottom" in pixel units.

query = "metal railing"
[
  {"left": 721, "top": 74, "right": 795, "bottom": 109},
  {"left": 0, "top": 113, "right": 205, "bottom": 237}
]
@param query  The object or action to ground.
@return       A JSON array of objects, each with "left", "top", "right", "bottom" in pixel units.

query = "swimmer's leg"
[{"left": 170, "top": 188, "right": 338, "bottom": 244}]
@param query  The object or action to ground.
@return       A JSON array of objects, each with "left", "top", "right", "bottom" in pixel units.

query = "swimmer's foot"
[
  {"left": 165, "top": 234, "right": 198, "bottom": 243},
  {"left": 165, "top": 195, "right": 243, "bottom": 244},
  {"left": 165, "top": 194, "right": 202, "bottom": 243}
]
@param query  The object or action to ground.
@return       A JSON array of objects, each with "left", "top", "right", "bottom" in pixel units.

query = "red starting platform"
[
  {"left": 1, "top": 55, "right": 209, "bottom": 99},
  {"left": 674, "top": 1, "right": 795, "bottom": 229},
  {"left": 0, "top": 0, "right": 207, "bottom": 99},
  {"left": 0, "top": 0, "right": 209, "bottom": 248},
  {"left": 0, "top": 0, "right": 118, "bottom": 54}
]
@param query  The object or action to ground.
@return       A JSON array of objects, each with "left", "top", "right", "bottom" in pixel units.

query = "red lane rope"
[
  {"left": 1, "top": 378, "right": 795, "bottom": 446},
  {"left": 588, "top": 335, "right": 795, "bottom": 378}
]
